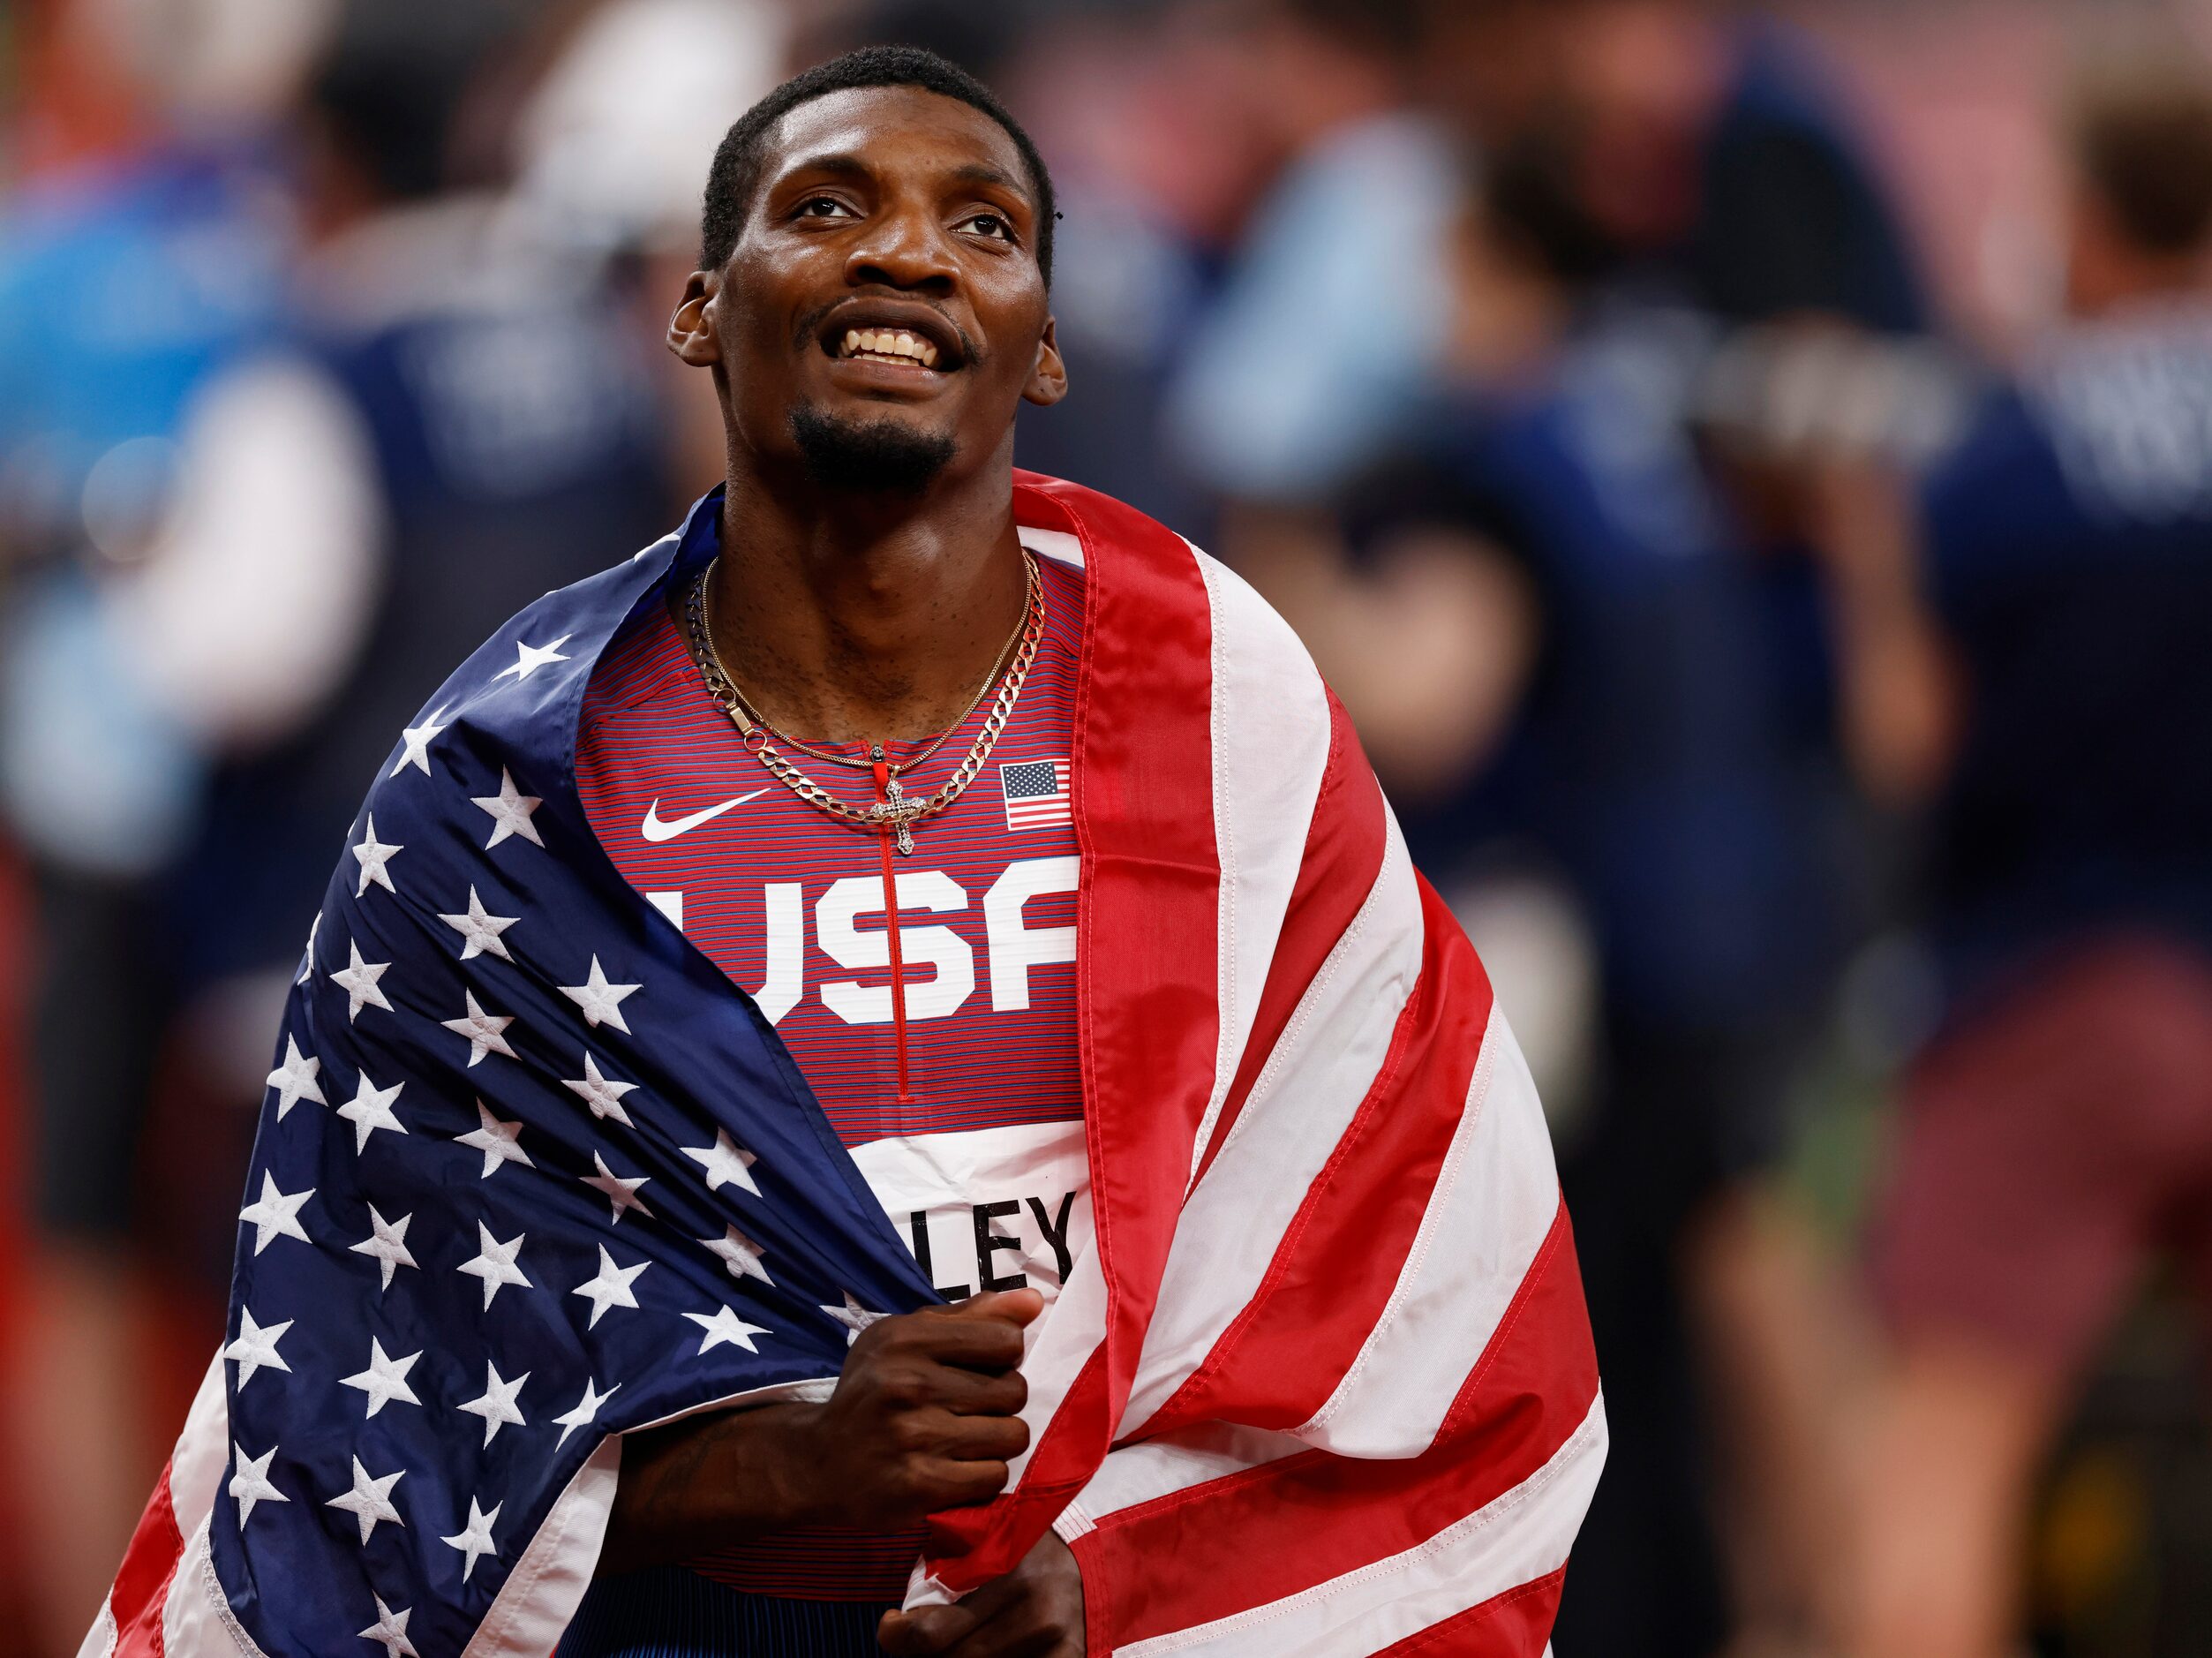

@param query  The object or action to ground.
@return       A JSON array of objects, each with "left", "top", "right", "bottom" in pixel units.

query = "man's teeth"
[{"left": 839, "top": 328, "right": 940, "bottom": 367}]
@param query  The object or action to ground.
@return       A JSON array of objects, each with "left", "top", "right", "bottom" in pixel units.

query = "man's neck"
[{"left": 705, "top": 463, "right": 1030, "bottom": 746}]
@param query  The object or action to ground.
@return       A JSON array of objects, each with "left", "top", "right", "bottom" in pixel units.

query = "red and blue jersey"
[{"left": 575, "top": 544, "right": 1087, "bottom": 1603}]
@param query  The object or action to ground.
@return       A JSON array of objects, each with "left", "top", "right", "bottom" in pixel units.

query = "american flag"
[
  {"left": 999, "top": 757, "right": 1071, "bottom": 831},
  {"left": 90, "top": 477, "right": 1602, "bottom": 1658}
]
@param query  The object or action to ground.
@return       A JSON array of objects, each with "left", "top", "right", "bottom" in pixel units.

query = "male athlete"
[{"left": 89, "top": 48, "right": 1601, "bottom": 1658}]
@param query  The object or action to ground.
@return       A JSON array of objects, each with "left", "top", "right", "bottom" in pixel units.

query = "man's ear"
[
  {"left": 1022, "top": 315, "right": 1069, "bottom": 407},
  {"left": 667, "top": 270, "right": 721, "bottom": 366}
]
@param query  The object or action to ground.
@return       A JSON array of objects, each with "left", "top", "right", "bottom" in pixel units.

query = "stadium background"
[{"left": 2, "top": 1, "right": 2208, "bottom": 1654}]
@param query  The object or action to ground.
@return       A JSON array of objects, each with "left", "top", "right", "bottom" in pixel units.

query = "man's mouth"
[{"left": 835, "top": 327, "right": 941, "bottom": 369}]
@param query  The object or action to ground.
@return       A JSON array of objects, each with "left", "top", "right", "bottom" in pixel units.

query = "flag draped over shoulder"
[{"left": 86, "top": 473, "right": 1602, "bottom": 1658}]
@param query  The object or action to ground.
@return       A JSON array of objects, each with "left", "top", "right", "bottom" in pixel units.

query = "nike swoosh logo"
[{"left": 641, "top": 788, "right": 770, "bottom": 842}]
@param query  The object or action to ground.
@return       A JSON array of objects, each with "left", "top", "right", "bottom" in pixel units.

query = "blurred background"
[{"left": 5, "top": 1, "right": 2212, "bottom": 1654}]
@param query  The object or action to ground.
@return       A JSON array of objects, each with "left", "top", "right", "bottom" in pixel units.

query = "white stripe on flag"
[
  {"left": 1115, "top": 1396, "right": 1606, "bottom": 1658},
  {"left": 1188, "top": 547, "right": 1334, "bottom": 1185}
]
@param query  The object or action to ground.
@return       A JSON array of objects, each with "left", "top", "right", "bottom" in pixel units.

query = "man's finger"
[
  {"left": 913, "top": 1452, "right": 1013, "bottom": 1506},
  {"left": 882, "top": 1315, "right": 1028, "bottom": 1372},
  {"left": 879, "top": 1604, "right": 970, "bottom": 1655},
  {"left": 924, "top": 1362, "right": 1027, "bottom": 1417},
  {"left": 876, "top": 1564, "right": 1028, "bottom": 1655},
  {"left": 922, "top": 1288, "right": 1044, "bottom": 1328},
  {"left": 930, "top": 1407, "right": 1029, "bottom": 1462}
]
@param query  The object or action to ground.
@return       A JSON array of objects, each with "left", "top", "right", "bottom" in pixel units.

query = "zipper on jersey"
[{"left": 870, "top": 747, "right": 915, "bottom": 1106}]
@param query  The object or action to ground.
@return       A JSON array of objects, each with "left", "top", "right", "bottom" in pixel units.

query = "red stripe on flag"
[
  {"left": 1140, "top": 873, "right": 1494, "bottom": 1436},
  {"left": 1369, "top": 1566, "right": 1569, "bottom": 1657},
  {"left": 1191, "top": 692, "right": 1387, "bottom": 1189},
  {"left": 110, "top": 1459, "right": 182, "bottom": 1658},
  {"left": 1076, "top": 1202, "right": 1596, "bottom": 1645}
]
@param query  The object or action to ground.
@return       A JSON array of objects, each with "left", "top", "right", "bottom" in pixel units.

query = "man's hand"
[
  {"left": 598, "top": 1288, "right": 1042, "bottom": 1573},
  {"left": 877, "top": 1532, "right": 1086, "bottom": 1657},
  {"left": 805, "top": 1287, "right": 1042, "bottom": 1530}
]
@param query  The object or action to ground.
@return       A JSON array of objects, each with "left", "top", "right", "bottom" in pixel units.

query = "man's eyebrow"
[
  {"left": 949, "top": 161, "right": 1032, "bottom": 203},
  {"left": 776, "top": 152, "right": 873, "bottom": 184}
]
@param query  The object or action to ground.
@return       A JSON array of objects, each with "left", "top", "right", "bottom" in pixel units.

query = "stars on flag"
[
  {"left": 471, "top": 769, "right": 545, "bottom": 851},
  {"left": 700, "top": 1224, "right": 773, "bottom": 1286},
  {"left": 571, "top": 1245, "right": 648, "bottom": 1329},
  {"left": 457, "top": 1221, "right": 531, "bottom": 1309},
  {"left": 215, "top": 657, "right": 937, "bottom": 1633},
  {"left": 339, "top": 1338, "right": 423, "bottom": 1418},
  {"left": 559, "top": 956, "right": 640, "bottom": 1034},
  {"left": 327, "top": 1456, "right": 406, "bottom": 1545},
  {"left": 562, "top": 1051, "right": 638, "bottom": 1127},
  {"left": 439, "top": 886, "right": 519, "bottom": 961},
  {"left": 391, "top": 706, "right": 450, "bottom": 779},
  {"left": 455, "top": 1100, "right": 531, "bottom": 1179},
  {"left": 681, "top": 1127, "right": 759, "bottom": 1196},
  {"left": 583, "top": 1152, "right": 651, "bottom": 1224},
  {"left": 358, "top": 1597, "right": 420, "bottom": 1658},
  {"left": 350, "top": 816, "right": 403, "bottom": 897},
  {"left": 331, "top": 941, "right": 393, "bottom": 1022},
  {"left": 238, "top": 1172, "right": 313, "bottom": 1255},
  {"left": 336, "top": 1072, "right": 408, "bottom": 1153},
  {"left": 442, "top": 1495, "right": 503, "bottom": 1581},
  {"left": 455, "top": 1364, "right": 529, "bottom": 1449},
  {"left": 348, "top": 1204, "right": 418, "bottom": 1292},
  {"left": 493, "top": 634, "right": 571, "bottom": 682},
  {"left": 440, "top": 989, "right": 516, "bottom": 1068},
  {"left": 265, "top": 1036, "right": 325, "bottom": 1119},
  {"left": 229, "top": 1443, "right": 287, "bottom": 1528},
  {"left": 684, "top": 1304, "right": 770, "bottom": 1356},
  {"left": 821, "top": 1291, "right": 891, "bottom": 1347},
  {"left": 223, "top": 1307, "right": 292, "bottom": 1390},
  {"left": 553, "top": 1377, "right": 620, "bottom": 1449}
]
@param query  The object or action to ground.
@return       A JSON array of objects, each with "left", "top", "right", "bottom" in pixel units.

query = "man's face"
[{"left": 672, "top": 85, "right": 1065, "bottom": 491}]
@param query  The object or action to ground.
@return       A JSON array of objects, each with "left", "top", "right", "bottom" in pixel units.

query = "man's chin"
[{"left": 789, "top": 404, "right": 957, "bottom": 495}]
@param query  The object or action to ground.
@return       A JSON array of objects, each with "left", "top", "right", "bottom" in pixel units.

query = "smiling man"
[{"left": 88, "top": 47, "right": 1601, "bottom": 1658}]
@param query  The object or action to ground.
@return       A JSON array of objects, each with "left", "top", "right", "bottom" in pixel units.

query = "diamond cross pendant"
[{"left": 884, "top": 772, "right": 914, "bottom": 856}]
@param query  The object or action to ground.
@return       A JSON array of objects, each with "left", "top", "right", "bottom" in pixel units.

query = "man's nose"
[{"left": 845, "top": 203, "right": 958, "bottom": 293}]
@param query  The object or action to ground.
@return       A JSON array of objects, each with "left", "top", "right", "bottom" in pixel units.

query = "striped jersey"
[{"left": 574, "top": 544, "right": 1087, "bottom": 1602}]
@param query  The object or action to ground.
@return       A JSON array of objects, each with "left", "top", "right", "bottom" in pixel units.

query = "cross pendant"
[{"left": 884, "top": 772, "right": 914, "bottom": 856}]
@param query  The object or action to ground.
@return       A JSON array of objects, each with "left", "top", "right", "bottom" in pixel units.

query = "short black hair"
[
  {"left": 698, "top": 44, "right": 1056, "bottom": 284},
  {"left": 2070, "top": 48, "right": 2212, "bottom": 256}
]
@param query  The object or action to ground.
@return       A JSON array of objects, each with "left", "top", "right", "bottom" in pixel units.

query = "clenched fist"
[{"left": 597, "top": 1288, "right": 1043, "bottom": 1571}]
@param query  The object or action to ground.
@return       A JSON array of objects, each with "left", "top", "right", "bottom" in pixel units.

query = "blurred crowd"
[{"left": 5, "top": 1, "right": 2212, "bottom": 1654}]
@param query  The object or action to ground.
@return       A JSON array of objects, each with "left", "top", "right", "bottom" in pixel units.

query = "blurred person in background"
[
  {"left": 1252, "top": 4, "right": 1940, "bottom": 1655},
  {"left": 0, "top": 0, "right": 312, "bottom": 1639},
  {"left": 140, "top": 0, "right": 673, "bottom": 1023},
  {"left": 1318, "top": 145, "right": 1857, "bottom": 1658},
  {"left": 1425, "top": 0, "right": 1923, "bottom": 333},
  {"left": 4, "top": 0, "right": 674, "bottom": 1644},
  {"left": 1159, "top": 0, "right": 1458, "bottom": 514},
  {"left": 1811, "top": 40, "right": 2212, "bottom": 1658}
]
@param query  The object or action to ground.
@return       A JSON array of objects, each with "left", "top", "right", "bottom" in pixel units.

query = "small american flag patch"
[{"left": 1000, "top": 758, "right": 1072, "bottom": 831}]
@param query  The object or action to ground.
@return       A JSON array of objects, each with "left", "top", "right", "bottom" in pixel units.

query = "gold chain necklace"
[{"left": 683, "top": 550, "right": 1043, "bottom": 855}]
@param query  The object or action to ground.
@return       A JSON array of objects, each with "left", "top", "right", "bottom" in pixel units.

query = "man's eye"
[
  {"left": 960, "top": 212, "right": 1012, "bottom": 241},
  {"left": 798, "top": 197, "right": 854, "bottom": 219}
]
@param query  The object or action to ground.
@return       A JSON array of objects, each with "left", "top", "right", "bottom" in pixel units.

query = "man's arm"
[
  {"left": 597, "top": 1289, "right": 1040, "bottom": 1575},
  {"left": 1804, "top": 455, "right": 1961, "bottom": 807}
]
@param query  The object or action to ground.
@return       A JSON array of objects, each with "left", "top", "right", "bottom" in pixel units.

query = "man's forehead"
[{"left": 764, "top": 85, "right": 1032, "bottom": 199}]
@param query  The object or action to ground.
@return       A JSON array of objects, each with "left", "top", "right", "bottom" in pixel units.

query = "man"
[
  {"left": 1298, "top": 141, "right": 1855, "bottom": 1658},
  {"left": 87, "top": 48, "right": 1601, "bottom": 1658},
  {"left": 1808, "top": 47, "right": 2212, "bottom": 1658}
]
